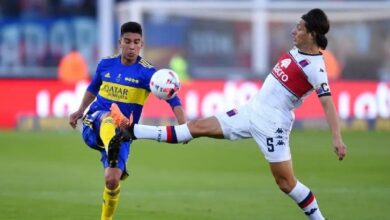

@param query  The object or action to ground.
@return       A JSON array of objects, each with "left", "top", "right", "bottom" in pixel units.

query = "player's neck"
[
  {"left": 297, "top": 44, "right": 320, "bottom": 55},
  {"left": 121, "top": 57, "right": 137, "bottom": 65}
]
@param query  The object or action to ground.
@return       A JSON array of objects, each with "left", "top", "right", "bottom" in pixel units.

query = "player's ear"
[
  {"left": 309, "top": 31, "right": 316, "bottom": 42},
  {"left": 118, "top": 38, "right": 122, "bottom": 48}
]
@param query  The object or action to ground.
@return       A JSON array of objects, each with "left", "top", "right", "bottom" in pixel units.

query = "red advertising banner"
[{"left": 0, "top": 79, "right": 389, "bottom": 129}]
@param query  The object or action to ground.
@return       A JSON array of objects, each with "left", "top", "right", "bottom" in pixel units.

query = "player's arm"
[
  {"left": 69, "top": 91, "right": 96, "bottom": 129},
  {"left": 172, "top": 105, "right": 187, "bottom": 125},
  {"left": 69, "top": 62, "right": 103, "bottom": 129},
  {"left": 319, "top": 95, "right": 347, "bottom": 160},
  {"left": 165, "top": 96, "right": 187, "bottom": 124}
]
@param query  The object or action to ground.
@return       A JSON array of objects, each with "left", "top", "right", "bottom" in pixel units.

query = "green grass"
[{"left": 0, "top": 130, "right": 389, "bottom": 220}]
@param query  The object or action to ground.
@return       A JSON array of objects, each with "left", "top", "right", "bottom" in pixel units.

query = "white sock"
[
  {"left": 134, "top": 124, "right": 193, "bottom": 143},
  {"left": 288, "top": 181, "right": 325, "bottom": 220}
]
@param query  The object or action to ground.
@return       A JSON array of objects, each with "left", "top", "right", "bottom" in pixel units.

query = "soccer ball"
[{"left": 150, "top": 69, "right": 181, "bottom": 100}]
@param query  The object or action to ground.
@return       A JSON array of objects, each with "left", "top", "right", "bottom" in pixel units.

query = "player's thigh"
[
  {"left": 214, "top": 108, "right": 252, "bottom": 140},
  {"left": 82, "top": 110, "right": 110, "bottom": 149},
  {"left": 250, "top": 127, "right": 291, "bottom": 163}
]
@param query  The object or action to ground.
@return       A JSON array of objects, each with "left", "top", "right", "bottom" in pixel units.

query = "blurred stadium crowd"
[
  {"left": 0, "top": 0, "right": 389, "bottom": 130},
  {"left": 0, "top": 0, "right": 389, "bottom": 81}
]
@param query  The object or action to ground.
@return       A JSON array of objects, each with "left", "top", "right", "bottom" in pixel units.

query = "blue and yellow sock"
[{"left": 101, "top": 185, "right": 120, "bottom": 220}]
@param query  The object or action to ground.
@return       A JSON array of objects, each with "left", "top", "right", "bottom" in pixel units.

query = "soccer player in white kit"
[{"left": 110, "top": 8, "right": 347, "bottom": 220}]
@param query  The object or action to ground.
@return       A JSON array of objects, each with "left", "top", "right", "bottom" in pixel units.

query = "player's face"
[
  {"left": 291, "top": 19, "right": 314, "bottom": 49},
  {"left": 119, "top": 32, "right": 143, "bottom": 65}
]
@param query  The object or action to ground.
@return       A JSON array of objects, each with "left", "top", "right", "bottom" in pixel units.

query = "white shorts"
[{"left": 215, "top": 106, "right": 291, "bottom": 163}]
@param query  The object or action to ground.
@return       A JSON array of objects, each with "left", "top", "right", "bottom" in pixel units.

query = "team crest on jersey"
[
  {"left": 116, "top": 74, "right": 122, "bottom": 82},
  {"left": 280, "top": 59, "right": 291, "bottom": 68},
  {"left": 299, "top": 59, "right": 310, "bottom": 68}
]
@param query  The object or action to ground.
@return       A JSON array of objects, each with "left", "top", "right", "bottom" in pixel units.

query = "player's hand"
[
  {"left": 333, "top": 138, "right": 347, "bottom": 161},
  {"left": 69, "top": 110, "right": 83, "bottom": 129}
]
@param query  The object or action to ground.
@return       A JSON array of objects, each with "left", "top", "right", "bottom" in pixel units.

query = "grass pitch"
[{"left": 0, "top": 129, "right": 389, "bottom": 220}]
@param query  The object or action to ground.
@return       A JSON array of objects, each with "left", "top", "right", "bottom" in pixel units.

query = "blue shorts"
[{"left": 81, "top": 110, "right": 132, "bottom": 176}]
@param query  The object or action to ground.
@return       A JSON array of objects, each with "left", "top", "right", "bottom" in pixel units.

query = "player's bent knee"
[
  {"left": 188, "top": 117, "right": 222, "bottom": 138},
  {"left": 275, "top": 177, "right": 296, "bottom": 193},
  {"left": 105, "top": 172, "right": 121, "bottom": 189},
  {"left": 105, "top": 177, "right": 120, "bottom": 189},
  {"left": 187, "top": 119, "right": 205, "bottom": 136}
]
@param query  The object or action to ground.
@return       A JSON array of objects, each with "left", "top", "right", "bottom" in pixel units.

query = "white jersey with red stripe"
[{"left": 247, "top": 47, "right": 331, "bottom": 135}]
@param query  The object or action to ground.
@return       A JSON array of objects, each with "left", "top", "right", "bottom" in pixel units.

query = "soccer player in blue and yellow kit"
[{"left": 69, "top": 22, "right": 186, "bottom": 220}]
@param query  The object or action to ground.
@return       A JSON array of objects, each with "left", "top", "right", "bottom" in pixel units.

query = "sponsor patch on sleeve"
[{"left": 226, "top": 109, "right": 238, "bottom": 117}]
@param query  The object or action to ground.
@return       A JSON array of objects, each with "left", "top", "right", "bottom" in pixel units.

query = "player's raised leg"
[
  {"left": 99, "top": 112, "right": 123, "bottom": 168},
  {"left": 270, "top": 161, "right": 325, "bottom": 220},
  {"left": 110, "top": 103, "right": 224, "bottom": 143}
]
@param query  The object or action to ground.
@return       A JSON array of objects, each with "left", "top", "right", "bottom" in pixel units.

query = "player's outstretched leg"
[{"left": 110, "top": 103, "right": 193, "bottom": 143}]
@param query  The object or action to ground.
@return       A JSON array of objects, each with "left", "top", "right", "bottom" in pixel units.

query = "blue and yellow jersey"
[{"left": 86, "top": 55, "right": 181, "bottom": 123}]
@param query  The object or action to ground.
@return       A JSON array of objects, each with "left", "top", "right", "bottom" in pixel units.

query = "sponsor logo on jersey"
[
  {"left": 271, "top": 53, "right": 313, "bottom": 98},
  {"left": 101, "top": 83, "right": 128, "bottom": 97},
  {"left": 125, "top": 77, "right": 139, "bottom": 83},
  {"left": 104, "top": 72, "right": 111, "bottom": 78},
  {"left": 272, "top": 62, "right": 289, "bottom": 82},
  {"left": 280, "top": 58, "right": 291, "bottom": 68},
  {"left": 99, "top": 81, "right": 149, "bottom": 105}
]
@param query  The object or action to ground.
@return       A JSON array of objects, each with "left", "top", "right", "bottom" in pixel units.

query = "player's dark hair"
[
  {"left": 301, "top": 8, "right": 329, "bottom": 49},
  {"left": 120, "top": 21, "right": 142, "bottom": 36}
]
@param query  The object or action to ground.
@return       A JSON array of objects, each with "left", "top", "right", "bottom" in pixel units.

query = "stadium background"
[{"left": 0, "top": 0, "right": 389, "bottom": 219}]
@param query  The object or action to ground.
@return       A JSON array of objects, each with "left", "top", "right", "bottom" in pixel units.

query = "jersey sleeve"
[
  {"left": 86, "top": 60, "right": 103, "bottom": 95},
  {"left": 307, "top": 62, "right": 331, "bottom": 97}
]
